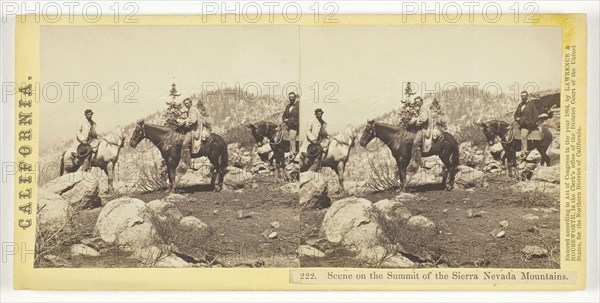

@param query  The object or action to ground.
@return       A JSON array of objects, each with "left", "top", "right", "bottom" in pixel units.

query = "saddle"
[
  {"left": 191, "top": 125, "right": 212, "bottom": 154},
  {"left": 422, "top": 127, "right": 442, "bottom": 153},
  {"left": 506, "top": 125, "right": 543, "bottom": 142},
  {"left": 71, "top": 140, "right": 99, "bottom": 166},
  {"left": 307, "top": 139, "right": 330, "bottom": 161}
]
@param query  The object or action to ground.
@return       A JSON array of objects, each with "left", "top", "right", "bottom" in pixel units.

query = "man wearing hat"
[
  {"left": 177, "top": 97, "right": 202, "bottom": 166},
  {"left": 75, "top": 109, "right": 99, "bottom": 171},
  {"left": 299, "top": 108, "right": 330, "bottom": 166},
  {"left": 282, "top": 92, "right": 300, "bottom": 158}
]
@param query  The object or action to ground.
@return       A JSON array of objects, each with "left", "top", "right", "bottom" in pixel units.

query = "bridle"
[
  {"left": 489, "top": 120, "right": 513, "bottom": 144},
  {"left": 130, "top": 124, "right": 166, "bottom": 153},
  {"left": 257, "top": 122, "right": 285, "bottom": 146},
  {"left": 360, "top": 124, "right": 406, "bottom": 152}
]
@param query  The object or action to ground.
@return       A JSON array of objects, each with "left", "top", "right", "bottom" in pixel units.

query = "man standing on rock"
[
  {"left": 282, "top": 91, "right": 299, "bottom": 159},
  {"left": 75, "top": 109, "right": 99, "bottom": 171},
  {"left": 514, "top": 90, "right": 539, "bottom": 160}
]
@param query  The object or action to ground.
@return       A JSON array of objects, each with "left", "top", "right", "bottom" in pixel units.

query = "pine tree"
[
  {"left": 404, "top": 82, "right": 416, "bottom": 102},
  {"left": 163, "top": 83, "right": 183, "bottom": 129}
]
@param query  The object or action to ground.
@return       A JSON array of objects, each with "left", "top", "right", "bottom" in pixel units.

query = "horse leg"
[
  {"left": 209, "top": 156, "right": 219, "bottom": 191},
  {"left": 440, "top": 155, "right": 455, "bottom": 191},
  {"left": 537, "top": 146, "right": 551, "bottom": 166},
  {"left": 397, "top": 157, "right": 408, "bottom": 191},
  {"left": 210, "top": 167, "right": 218, "bottom": 191},
  {"left": 275, "top": 149, "right": 285, "bottom": 182},
  {"left": 168, "top": 160, "right": 178, "bottom": 192},
  {"left": 336, "top": 161, "right": 346, "bottom": 195}
]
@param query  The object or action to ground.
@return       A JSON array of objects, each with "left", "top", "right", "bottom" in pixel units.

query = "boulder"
[
  {"left": 42, "top": 172, "right": 101, "bottom": 209},
  {"left": 547, "top": 147, "right": 560, "bottom": 164},
  {"left": 522, "top": 245, "right": 548, "bottom": 258},
  {"left": 455, "top": 166, "right": 484, "bottom": 187},
  {"left": 393, "top": 193, "right": 417, "bottom": 202},
  {"left": 94, "top": 197, "right": 162, "bottom": 256},
  {"left": 177, "top": 173, "right": 207, "bottom": 188},
  {"left": 406, "top": 169, "right": 439, "bottom": 186},
  {"left": 299, "top": 172, "right": 330, "bottom": 209},
  {"left": 179, "top": 216, "right": 208, "bottom": 231},
  {"left": 70, "top": 244, "right": 100, "bottom": 257},
  {"left": 484, "top": 160, "right": 502, "bottom": 173},
  {"left": 296, "top": 245, "right": 325, "bottom": 258},
  {"left": 343, "top": 181, "right": 368, "bottom": 196},
  {"left": 490, "top": 143, "right": 504, "bottom": 154},
  {"left": 423, "top": 156, "right": 444, "bottom": 170},
  {"left": 321, "top": 197, "right": 383, "bottom": 252},
  {"left": 380, "top": 254, "right": 415, "bottom": 268},
  {"left": 531, "top": 165, "right": 560, "bottom": 184},
  {"left": 147, "top": 199, "right": 183, "bottom": 223},
  {"left": 374, "top": 199, "right": 412, "bottom": 222},
  {"left": 154, "top": 255, "right": 193, "bottom": 268},
  {"left": 224, "top": 168, "right": 253, "bottom": 189},
  {"left": 407, "top": 215, "right": 437, "bottom": 236},
  {"left": 525, "top": 150, "right": 542, "bottom": 162},
  {"left": 37, "top": 188, "right": 72, "bottom": 231}
]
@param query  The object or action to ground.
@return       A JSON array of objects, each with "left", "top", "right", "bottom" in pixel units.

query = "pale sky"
[
  {"left": 40, "top": 25, "right": 300, "bottom": 147},
  {"left": 299, "top": 25, "right": 562, "bottom": 132},
  {"left": 40, "top": 25, "right": 561, "bottom": 147}
]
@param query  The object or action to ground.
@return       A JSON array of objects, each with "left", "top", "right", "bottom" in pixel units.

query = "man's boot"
[{"left": 407, "top": 145, "right": 422, "bottom": 174}]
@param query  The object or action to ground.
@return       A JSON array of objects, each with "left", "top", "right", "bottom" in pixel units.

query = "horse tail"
[
  {"left": 447, "top": 132, "right": 460, "bottom": 167},
  {"left": 59, "top": 151, "right": 65, "bottom": 176},
  {"left": 451, "top": 142, "right": 460, "bottom": 167},
  {"left": 221, "top": 140, "right": 229, "bottom": 172}
]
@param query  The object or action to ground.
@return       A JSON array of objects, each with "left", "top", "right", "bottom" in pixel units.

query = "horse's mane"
[
  {"left": 374, "top": 121, "right": 404, "bottom": 132},
  {"left": 332, "top": 125, "right": 357, "bottom": 144},
  {"left": 103, "top": 127, "right": 125, "bottom": 146},
  {"left": 486, "top": 119, "right": 510, "bottom": 126},
  {"left": 255, "top": 121, "right": 278, "bottom": 127}
]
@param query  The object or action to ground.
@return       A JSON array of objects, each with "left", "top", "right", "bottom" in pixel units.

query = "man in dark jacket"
[
  {"left": 282, "top": 92, "right": 299, "bottom": 157},
  {"left": 514, "top": 90, "right": 539, "bottom": 159}
]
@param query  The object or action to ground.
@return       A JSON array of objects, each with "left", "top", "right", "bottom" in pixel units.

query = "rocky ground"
[
  {"left": 36, "top": 145, "right": 300, "bottom": 268},
  {"left": 299, "top": 150, "right": 561, "bottom": 269}
]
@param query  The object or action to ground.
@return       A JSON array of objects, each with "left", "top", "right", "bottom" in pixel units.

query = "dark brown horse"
[
  {"left": 359, "top": 120, "right": 459, "bottom": 191},
  {"left": 129, "top": 120, "right": 228, "bottom": 191},
  {"left": 247, "top": 121, "right": 290, "bottom": 180},
  {"left": 478, "top": 120, "right": 553, "bottom": 176}
]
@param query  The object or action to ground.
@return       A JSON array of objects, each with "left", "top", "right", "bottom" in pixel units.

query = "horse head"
[
  {"left": 129, "top": 119, "right": 146, "bottom": 148},
  {"left": 359, "top": 119, "right": 376, "bottom": 147},
  {"left": 476, "top": 119, "right": 498, "bottom": 146},
  {"left": 246, "top": 123, "right": 266, "bottom": 147}
]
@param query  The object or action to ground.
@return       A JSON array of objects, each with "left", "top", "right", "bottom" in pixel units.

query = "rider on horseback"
[
  {"left": 406, "top": 96, "right": 432, "bottom": 172},
  {"left": 282, "top": 92, "right": 300, "bottom": 159},
  {"left": 75, "top": 109, "right": 99, "bottom": 171},
  {"left": 178, "top": 97, "right": 202, "bottom": 166},
  {"left": 301, "top": 108, "right": 330, "bottom": 169},
  {"left": 514, "top": 90, "right": 539, "bottom": 160}
]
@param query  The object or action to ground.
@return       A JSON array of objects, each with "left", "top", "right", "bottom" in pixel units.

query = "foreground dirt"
[
  {"left": 134, "top": 175, "right": 300, "bottom": 268},
  {"left": 38, "top": 175, "right": 299, "bottom": 268},
  {"left": 301, "top": 174, "right": 560, "bottom": 269}
]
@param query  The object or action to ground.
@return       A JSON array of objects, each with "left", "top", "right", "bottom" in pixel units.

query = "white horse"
[
  {"left": 60, "top": 127, "right": 127, "bottom": 193},
  {"left": 302, "top": 125, "right": 358, "bottom": 193}
]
